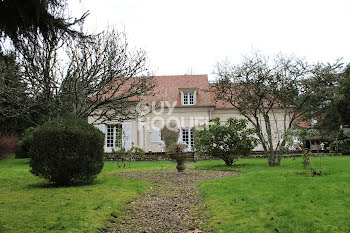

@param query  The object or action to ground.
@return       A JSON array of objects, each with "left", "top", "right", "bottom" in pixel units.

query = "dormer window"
[{"left": 180, "top": 89, "right": 196, "bottom": 105}]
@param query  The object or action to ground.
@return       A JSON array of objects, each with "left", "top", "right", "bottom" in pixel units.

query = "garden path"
[{"left": 107, "top": 165, "right": 237, "bottom": 233}]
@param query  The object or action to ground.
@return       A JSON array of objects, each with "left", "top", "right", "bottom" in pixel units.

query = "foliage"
[
  {"left": 335, "top": 65, "right": 350, "bottom": 126},
  {"left": 30, "top": 114, "right": 105, "bottom": 185},
  {"left": 161, "top": 126, "right": 179, "bottom": 149},
  {"left": 0, "top": 131, "right": 17, "bottom": 160},
  {"left": 166, "top": 142, "right": 187, "bottom": 154},
  {"left": 160, "top": 126, "right": 189, "bottom": 153},
  {"left": 0, "top": 53, "right": 35, "bottom": 132},
  {"left": 111, "top": 145, "right": 145, "bottom": 168},
  {"left": 301, "top": 148, "right": 322, "bottom": 176},
  {"left": 161, "top": 127, "right": 179, "bottom": 146},
  {"left": 14, "top": 127, "right": 35, "bottom": 159},
  {"left": 284, "top": 128, "right": 320, "bottom": 151},
  {"left": 20, "top": 127, "right": 34, "bottom": 156},
  {"left": 293, "top": 128, "right": 319, "bottom": 142},
  {"left": 194, "top": 117, "right": 257, "bottom": 166},
  {"left": 317, "top": 64, "right": 350, "bottom": 134},
  {"left": 330, "top": 129, "right": 350, "bottom": 154},
  {"left": 211, "top": 51, "right": 342, "bottom": 166},
  {"left": 0, "top": 0, "right": 87, "bottom": 52}
]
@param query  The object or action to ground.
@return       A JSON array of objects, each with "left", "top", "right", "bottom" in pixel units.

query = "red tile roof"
[{"left": 146, "top": 75, "right": 214, "bottom": 107}]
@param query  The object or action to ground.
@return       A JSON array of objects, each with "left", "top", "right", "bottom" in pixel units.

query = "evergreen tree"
[{"left": 0, "top": 0, "right": 87, "bottom": 51}]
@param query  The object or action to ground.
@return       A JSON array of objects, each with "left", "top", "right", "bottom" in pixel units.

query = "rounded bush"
[{"left": 30, "top": 114, "right": 105, "bottom": 185}]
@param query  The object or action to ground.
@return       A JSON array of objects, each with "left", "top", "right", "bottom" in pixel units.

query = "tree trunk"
[{"left": 267, "top": 151, "right": 281, "bottom": 166}]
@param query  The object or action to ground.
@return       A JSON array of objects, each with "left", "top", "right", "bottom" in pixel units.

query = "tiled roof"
[{"left": 146, "top": 75, "right": 213, "bottom": 107}]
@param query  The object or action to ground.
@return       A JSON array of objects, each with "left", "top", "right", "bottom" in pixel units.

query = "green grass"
[
  {"left": 0, "top": 157, "right": 173, "bottom": 233},
  {"left": 195, "top": 156, "right": 350, "bottom": 233},
  {"left": 1, "top": 156, "right": 350, "bottom": 233}
]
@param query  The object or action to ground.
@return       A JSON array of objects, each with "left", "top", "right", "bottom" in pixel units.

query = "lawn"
[
  {"left": 1, "top": 156, "right": 349, "bottom": 233},
  {"left": 196, "top": 156, "right": 350, "bottom": 233},
  {"left": 0, "top": 157, "right": 173, "bottom": 233}
]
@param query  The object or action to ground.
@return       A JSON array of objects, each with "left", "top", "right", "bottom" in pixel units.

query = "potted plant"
[{"left": 166, "top": 142, "right": 192, "bottom": 172}]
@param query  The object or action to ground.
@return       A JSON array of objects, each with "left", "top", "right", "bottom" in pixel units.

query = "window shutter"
[
  {"left": 178, "top": 128, "right": 183, "bottom": 143},
  {"left": 150, "top": 128, "right": 161, "bottom": 143},
  {"left": 122, "top": 122, "right": 132, "bottom": 150},
  {"left": 94, "top": 124, "right": 108, "bottom": 152}
]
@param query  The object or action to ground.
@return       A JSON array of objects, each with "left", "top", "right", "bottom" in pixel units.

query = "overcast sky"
[{"left": 69, "top": 0, "right": 350, "bottom": 78}]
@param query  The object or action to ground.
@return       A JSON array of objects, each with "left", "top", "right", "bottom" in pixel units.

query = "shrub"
[
  {"left": 111, "top": 145, "right": 145, "bottom": 168},
  {"left": 161, "top": 125, "right": 189, "bottom": 154},
  {"left": 15, "top": 127, "right": 34, "bottom": 158},
  {"left": 330, "top": 129, "right": 350, "bottom": 154},
  {"left": 30, "top": 114, "right": 105, "bottom": 185},
  {"left": 0, "top": 132, "right": 18, "bottom": 160},
  {"left": 166, "top": 142, "right": 187, "bottom": 153},
  {"left": 194, "top": 117, "right": 258, "bottom": 166},
  {"left": 161, "top": 126, "right": 179, "bottom": 148}
]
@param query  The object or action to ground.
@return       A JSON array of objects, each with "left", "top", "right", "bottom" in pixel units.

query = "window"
[
  {"left": 181, "top": 128, "right": 194, "bottom": 151},
  {"left": 181, "top": 91, "right": 196, "bottom": 105},
  {"left": 106, "top": 125, "right": 122, "bottom": 148}
]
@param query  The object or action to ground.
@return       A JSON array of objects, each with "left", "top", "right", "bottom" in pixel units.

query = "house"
[
  {"left": 88, "top": 74, "right": 291, "bottom": 153},
  {"left": 296, "top": 117, "right": 332, "bottom": 151}
]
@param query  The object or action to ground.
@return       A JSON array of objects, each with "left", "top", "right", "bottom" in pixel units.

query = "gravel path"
[{"left": 106, "top": 165, "right": 237, "bottom": 233}]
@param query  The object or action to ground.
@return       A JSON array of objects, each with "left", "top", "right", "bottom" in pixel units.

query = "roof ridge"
[{"left": 154, "top": 74, "right": 208, "bottom": 77}]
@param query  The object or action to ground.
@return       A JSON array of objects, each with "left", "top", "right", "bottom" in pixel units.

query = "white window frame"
[
  {"left": 106, "top": 124, "right": 122, "bottom": 149},
  {"left": 181, "top": 90, "right": 196, "bottom": 105}
]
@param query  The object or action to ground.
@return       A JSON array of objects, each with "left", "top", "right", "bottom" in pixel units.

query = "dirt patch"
[{"left": 106, "top": 166, "right": 237, "bottom": 233}]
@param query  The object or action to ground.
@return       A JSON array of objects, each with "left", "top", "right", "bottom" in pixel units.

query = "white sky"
[{"left": 69, "top": 0, "right": 350, "bottom": 78}]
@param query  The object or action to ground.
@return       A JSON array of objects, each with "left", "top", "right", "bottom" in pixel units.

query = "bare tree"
[
  {"left": 16, "top": 28, "right": 154, "bottom": 124},
  {"left": 17, "top": 26, "right": 67, "bottom": 118},
  {"left": 60, "top": 30, "right": 155, "bottom": 123},
  {"left": 211, "top": 52, "right": 342, "bottom": 166}
]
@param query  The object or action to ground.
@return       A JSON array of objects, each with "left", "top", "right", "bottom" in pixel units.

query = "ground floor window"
[
  {"left": 106, "top": 124, "right": 122, "bottom": 148},
  {"left": 181, "top": 128, "right": 194, "bottom": 151}
]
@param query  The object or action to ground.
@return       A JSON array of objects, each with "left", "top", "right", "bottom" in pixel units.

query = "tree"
[
  {"left": 335, "top": 65, "right": 350, "bottom": 126},
  {"left": 17, "top": 29, "right": 154, "bottom": 124},
  {"left": 194, "top": 117, "right": 257, "bottom": 166},
  {"left": 211, "top": 52, "right": 342, "bottom": 166},
  {"left": 60, "top": 30, "right": 155, "bottom": 123},
  {"left": 0, "top": 0, "right": 87, "bottom": 52},
  {"left": 315, "top": 64, "right": 350, "bottom": 135},
  {"left": 0, "top": 53, "right": 34, "bottom": 132},
  {"left": 0, "top": 0, "right": 89, "bottom": 131},
  {"left": 15, "top": 26, "right": 65, "bottom": 121}
]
